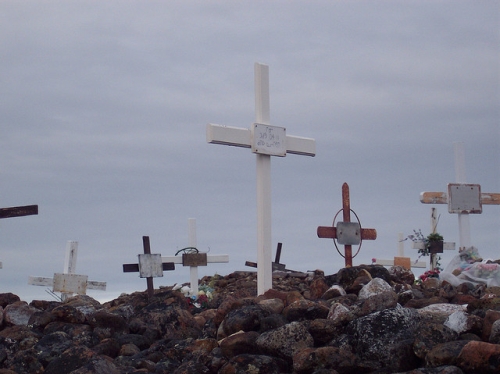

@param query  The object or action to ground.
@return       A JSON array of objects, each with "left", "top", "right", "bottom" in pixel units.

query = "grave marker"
[
  {"left": 373, "top": 233, "right": 427, "bottom": 269},
  {"left": 162, "top": 218, "right": 229, "bottom": 295},
  {"left": 317, "top": 183, "right": 377, "bottom": 267},
  {"left": 206, "top": 63, "right": 316, "bottom": 295},
  {"left": 123, "top": 236, "right": 175, "bottom": 298},
  {"left": 412, "top": 207, "right": 456, "bottom": 269},
  {"left": 420, "top": 142, "right": 500, "bottom": 250},
  {"left": 246, "top": 242, "right": 286, "bottom": 271},
  {"left": 28, "top": 241, "right": 106, "bottom": 300},
  {"left": 0, "top": 204, "right": 38, "bottom": 269}
]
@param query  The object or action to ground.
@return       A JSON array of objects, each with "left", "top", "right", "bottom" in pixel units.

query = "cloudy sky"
[{"left": 1, "top": 1, "right": 498, "bottom": 303}]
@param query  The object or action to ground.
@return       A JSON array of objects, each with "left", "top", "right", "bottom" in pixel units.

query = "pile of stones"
[{"left": 0, "top": 264, "right": 499, "bottom": 373}]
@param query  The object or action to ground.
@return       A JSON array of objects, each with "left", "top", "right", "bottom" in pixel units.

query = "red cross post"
[{"left": 317, "top": 183, "right": 377, "bottom": 267}]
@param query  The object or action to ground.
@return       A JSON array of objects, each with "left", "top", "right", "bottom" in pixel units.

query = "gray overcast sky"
[{"left": 1, "top": 1, "right": 498, "bottom": 302}]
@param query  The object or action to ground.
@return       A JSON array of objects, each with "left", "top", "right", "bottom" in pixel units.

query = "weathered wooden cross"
[
  {"left": 28, "top": 241, "right": 107, "bottom": 300},
  {"left": 245, "top": 242, "right": 286, "bottom": 271},
  {"left": 206, "top": 62, "right": 316, "bottom": 295},
  {"left": 0, "top": 204, "right": 38, "bottom": 269},
  {"left": 162, "top": 218, "right": 229, "bottom": 296},
  {"left": 317, "top": 183, "right": 377, "bottom": 267},
  {"left": 123, "top": 236, "right": 175, "bottom": 298},
  {"left": 420, "top": 142, "right": 500, "bottom": 250},
  {"left": 373, "top": 233, "right": 427, "bottom": 269}
]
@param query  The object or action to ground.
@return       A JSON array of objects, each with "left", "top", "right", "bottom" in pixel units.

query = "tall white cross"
[
  {"left": 28, "top": 241, "right": 106, "bottom": 300},
  {"left": 206, "top": 63, "right": 316, "bottom": 295},
  {"left": 420, "top": 142, "right": 500, "bottom": 250},
  {"left": 162, "top": 218, "right": 229, "bottom": 295}
]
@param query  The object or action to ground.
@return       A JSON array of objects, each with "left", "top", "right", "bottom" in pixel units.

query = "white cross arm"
[
  {"left": 28, "top": 276, "right": 107, "bottom": 290},
  {"left": 161, "top": 254, "right": 229, "bottom": 264},
  {"left": 420, "top": 191, "right": 500, "bottom": 205},
  {"left": 206, "top": 123, "right": 316, "bottom": 157}
]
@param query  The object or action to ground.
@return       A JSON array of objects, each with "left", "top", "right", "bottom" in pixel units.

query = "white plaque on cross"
[{"left": 206, "top": 63, "right": 316, "bottom": 295}]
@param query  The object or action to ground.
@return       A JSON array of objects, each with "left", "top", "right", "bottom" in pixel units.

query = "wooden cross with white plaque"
[
  {"left": 0, "top": 204, "right": 38, "bottom": 269},
  {"left": 317, "top": 183, "right": 377, "bottom": 267},
  {"left": 161, "top": 218, "right": 229, "bottom": 296},
  {"left": 420, "top": 142, "right": 500, "bottom": 250},
  {"left": 206, "top": 63, "right": 316, "bottom": 295},
  {"left": 123, "top": 236, "right": 175, "bottom": 298},
  {"left": 28, "top": 241, "right": 107, "bottom": 300}
]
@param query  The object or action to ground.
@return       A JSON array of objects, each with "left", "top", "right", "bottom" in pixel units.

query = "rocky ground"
[{"left": 0, "top": 265, "right": 500, "bottom": 373}]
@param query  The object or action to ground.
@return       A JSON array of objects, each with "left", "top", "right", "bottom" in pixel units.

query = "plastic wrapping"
[{"left": 440, "top": 246, "right": 500, "bottom": 287}]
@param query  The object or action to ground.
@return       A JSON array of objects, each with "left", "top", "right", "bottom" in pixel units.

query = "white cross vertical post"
[
  {"left": 62, "top": 241, "right": 78, "bottom": 300},
  {"left": 188, "top": 218, "right": 200, "bottom": 295},
  {"left": 206, "top": 63, "right": 316, "bottom": 295},
  {"left": 454, "top": 142, "right": 471, "bottom": 249},
  {"left": 255, "top": 64, "right": 273, "bottom": 295}
]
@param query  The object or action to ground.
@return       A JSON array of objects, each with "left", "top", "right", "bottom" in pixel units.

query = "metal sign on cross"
[
  {"left": 206, "top": 62, "right": 316, "bottom": 295},
  {"left": 317, "top": 182, "right": 377, "bottom": 267},
  {"left": 0, "top": 204, "right": 38, "bottom": 269},
  {"left": 123, "top": 236, "right": 175, "bottom": 298},
  {"left": 373, "top": 233, "right": 427, "bottom": 270},
  {"left": 420, "top": 142, "right": 500, "bottom": 250},
  {"left": 162, "top": 218, "right": 229, "bottom": 296},
  {"left": 28, "top": 241, "right": 107, "bottom": 300}
]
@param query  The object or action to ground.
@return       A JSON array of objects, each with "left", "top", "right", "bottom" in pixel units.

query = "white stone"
[
  {"left": 444, "top": 310, "right": 469, "bottom": 333},
  {"left": 358, "top": 278, "right": 393, "bottom": 300}
]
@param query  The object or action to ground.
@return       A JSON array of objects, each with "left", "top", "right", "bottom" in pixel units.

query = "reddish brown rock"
[{"left": 456, "top": 340, "right": 500, "bottom": 373}]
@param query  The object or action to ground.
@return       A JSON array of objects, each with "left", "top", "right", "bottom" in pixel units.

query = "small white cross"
[
  {"left": 373, "top": 233, "right": 427, "bottom": 269},
  {"left": 206, "top": 63, "right": 316, "bottom": 295},
  {"left": 162, "top": 218, "right": 229, "bottom": 296}
]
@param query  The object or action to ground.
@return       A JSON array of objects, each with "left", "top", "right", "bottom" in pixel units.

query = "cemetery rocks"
[{"left": 0, "top": 265, "right": 500, "bottom": 373}]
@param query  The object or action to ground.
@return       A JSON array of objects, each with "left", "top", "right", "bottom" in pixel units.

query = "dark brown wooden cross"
[
  {"left": 245, "top": 242, "right": 286, "bottom": 271},
  {"left": 123, "top": 236, "right": 175, "bottom": 298},
  {"left": 317, "top": 183, "right": 377, "bottom": 267},
  {"left": 0, "top": 205, "right": 38, "bottom": 219}
]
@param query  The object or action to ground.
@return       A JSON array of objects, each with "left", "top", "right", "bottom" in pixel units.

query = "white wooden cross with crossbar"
[
  {"left": 162, "top": 218, "right": 229, "bottom": 296},
  {"left": 373, "top": 233, "right": 427, "bottom": 269},
  {"left": 420, "top": 142, "right": 500, "bottom": 250},
  {"left": 206, "top": 63, "right": 316, "bottom": 295},
  {"left": 28, "top": 241, "right": 106, "bottom": 300}
]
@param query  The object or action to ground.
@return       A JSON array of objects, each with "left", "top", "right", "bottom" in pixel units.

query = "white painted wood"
[
  {"left": 162, "top": 219, "right": 229, "bottom": 295},
  {"left": 53, "top": 273, "right": 88, "bottom": 294},
  {"left": 454, "top": 142, "right": 471, "bottom": 249},
  {"left": 138, "top": 254, "right": 164, "bottom": 278},
  {"left": 64, "top": 241, "right": 78, "bottom": 274},
  {"left": 28, "top": 240, "right": 107, "bottom": 298},
  {"left": 206, "top": 63, "right": 316, "bottom": 296},
  {"left": 374, "top": 233, "right": 427, "bottom": 268}
]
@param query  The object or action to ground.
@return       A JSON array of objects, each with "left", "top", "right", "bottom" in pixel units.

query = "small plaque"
[
  {"left": 448, "top": 183, "right": 482, "bottom": 214},
  {"left": 394, "top": 257, "right": 411, "bottom": 270},
  {"left": 53, "top": 273, "right": 88, "bottom": 294},
  {"left": 182, "top": 253, "right": 208, "bottom": 267},
  {"left": 251, "top": 123, "right": 286, "bottom": 157},
  {"left": 138, "top": 254, "right": 163, "bottom": 278},
  {"left": 336, "top": 222, "right": 361, "bottom": 245}
]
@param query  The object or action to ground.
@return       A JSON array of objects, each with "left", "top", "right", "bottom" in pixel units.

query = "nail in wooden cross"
[
  {"left": 245, "top": 242, "right": 286, "bottom": 271},
  {"left": 123, "top": 236, "right": 175, "bottom": 298},
  {"left": 317, "top": 183, "right": 377, "bottom": 267},
  {"left": 0, "top": 204, "right": 38, "bottom": 269}
]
